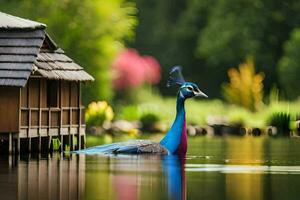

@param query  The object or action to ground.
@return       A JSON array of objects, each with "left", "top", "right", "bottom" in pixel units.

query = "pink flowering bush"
[{"left": 112, "top": 49, "right": 161, "bottom": 90}]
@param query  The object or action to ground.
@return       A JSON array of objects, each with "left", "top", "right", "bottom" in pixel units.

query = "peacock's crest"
[{"left": 167, "top": 66, "right": 186, "bottom": 87}]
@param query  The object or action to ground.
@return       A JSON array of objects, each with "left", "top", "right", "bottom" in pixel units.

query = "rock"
[
  {"left": 109, "top": 120, "right": 141, "bottom": 135},
  {"left": 267, "top": 126, "right": 277, "bottom": 136},
  {"left": 187, "top": 125, "right": 197, "bottom": 136},
  {"left": 252, "top": 128, "right": 262, "bottom": 136},
  {"left": 87, "top": 126, "right": 105, "bottom": 135}
]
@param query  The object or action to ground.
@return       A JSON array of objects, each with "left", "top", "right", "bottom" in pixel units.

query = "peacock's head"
[
  {"left": 167, "top": 66, "right": 208, "bottom": 100},
  {"left": 179, "top": 82, "right": 208, "bottom": 99}
]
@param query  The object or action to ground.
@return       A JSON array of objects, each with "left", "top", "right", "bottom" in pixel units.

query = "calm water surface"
[{"left": 1, "top": 136, "right": 300, "bottom": 200}]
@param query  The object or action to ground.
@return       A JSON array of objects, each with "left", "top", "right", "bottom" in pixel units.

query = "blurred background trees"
[
  {"left": 1, "top": 0, "right": 300, "bottom": 103},
  {"left": 0, "top": 0, "right": 137, "bottom": 104},
  {"left": 132, "top": 0, "right": 300, "bottom": 100}
]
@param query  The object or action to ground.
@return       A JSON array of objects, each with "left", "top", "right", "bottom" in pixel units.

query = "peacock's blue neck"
[{"left": 160, "top": 94, "right": 186, "bottom": 155}]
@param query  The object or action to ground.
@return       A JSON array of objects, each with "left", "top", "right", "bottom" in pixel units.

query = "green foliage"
[
  {"left": 278, "top": 28, "right": 300, "bottom": 99},
  {"left": 133, "top": 0, "right": 300, "bottom": 98},
  {"left": 222, "top": 58, "right": 264, "bottom": 111},
  {"left": 0, "top": 0, "right": 137, "bottom": 103},
  {"left": 267, "top": 112, "right": 291, "bottom": 136},
  {"left": 117, "top": 105, "right": 140, "bottom": 121},
  {"left": 140, "top": 113, "right": 160, "bottom": 131},
  {"left": 52, "top": 138, "right": 61, "bottom": 151},
  {"left": 85, "top": 101, "right": 114, "bottom": 127}
]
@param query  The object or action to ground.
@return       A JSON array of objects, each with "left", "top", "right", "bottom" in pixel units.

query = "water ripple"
[{"left": 185, "top": 164, "right": 300, "bottom": 174}]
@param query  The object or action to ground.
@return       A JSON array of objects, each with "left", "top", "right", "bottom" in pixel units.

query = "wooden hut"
[{"left": 0, "top": 12, "right": 94, "bottom": 154}]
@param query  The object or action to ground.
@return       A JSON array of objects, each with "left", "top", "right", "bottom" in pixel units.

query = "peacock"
[{"left": 75, "top": 66, "right": 207, "bottom": 156}]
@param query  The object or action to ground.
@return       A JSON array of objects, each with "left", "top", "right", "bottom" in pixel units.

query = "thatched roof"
[
  {"left": 0, "top": 12, "right": 46, "bottom": 30},
  {"left": 0, "top": 12, "right": 93, "bottom": 87},
  {"left": 34, "top": 35, "right": 94, "bottom": 81}
]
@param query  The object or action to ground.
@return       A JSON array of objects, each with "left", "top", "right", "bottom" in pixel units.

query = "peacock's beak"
[{"left": 194, "top": 90, "right": 208, "bottom": 98}]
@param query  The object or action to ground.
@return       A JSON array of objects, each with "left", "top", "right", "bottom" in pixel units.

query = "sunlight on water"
[
  {"left": 1, "top": 137, "right": 300, "bottom": 200},
  {"left": 186, "top": 164, "right": 300, "bottom": 174}
]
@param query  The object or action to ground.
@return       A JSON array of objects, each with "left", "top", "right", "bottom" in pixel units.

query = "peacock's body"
[{"left": 75, "top": 66, "right": 207, "bottom": 156}]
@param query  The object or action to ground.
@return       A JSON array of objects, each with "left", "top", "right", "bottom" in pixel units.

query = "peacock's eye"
[{"left": 187, "top": 86, "right": 193, "bottom": 91}]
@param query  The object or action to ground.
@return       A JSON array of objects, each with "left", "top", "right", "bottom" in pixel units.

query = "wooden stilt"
[
  {"left": 71, "top": 134, "right": 75, "bottom": 151},
  {"left": 17, "top": 136, "right": 20, "bottom": 154},
  {"left": 60, "top": 135, "right": 64, "bottom": 152},
  {"left": 48, "top": 136, "right": 52, "bottom": 152},
  {"left": 83, "top": 135, "right": 86, "bottom": 149},
  {"left": 78, "top": 134, "right": 81, "bottom": 150},
  {"left": 12, "top": 138, "right": 15, "bottom": 155},
  {"left": 28, "top": 138, "right": 31, "bottom": 153},
  {"left": 38, "top": 136, "right": 41, "bottom": 152},
  {"left": 68, "top": 134, "right": 71, "bottom": 151},
  {"left": 8, "top": 133, "right": 12, "bottom": 154}
]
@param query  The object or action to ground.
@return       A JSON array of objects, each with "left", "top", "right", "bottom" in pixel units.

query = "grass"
[{"left": 114, "top": 89, "right": 300, "bottom": 130}]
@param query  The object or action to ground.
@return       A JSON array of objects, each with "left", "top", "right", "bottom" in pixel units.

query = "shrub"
[
  {"left": 278, "top": 28, "right": 300, "bottom": 99},
  {"left": 140, "top": 113, "right": 160, "bottom": 132},
  {"left": 85, "top": 101, "right": 114, "bottom": 127},
  {"left": 267, "top": 112, "right": 291, "bottom": 136},
  {"left": 118, "top": 105, "right": 140, "bottom": 121},
  {"left": 222, "top": 57, "right": 264, "bottom": 111}
]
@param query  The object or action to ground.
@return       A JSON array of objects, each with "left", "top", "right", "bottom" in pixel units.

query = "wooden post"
[
  {"left": 77, "top": 82, "right": 81, "bottom": 150},
  {"left": 28, "top": 138, "right": 31, "bottom": 153},
  {"left": 71, "top": 134, "right": 75, "bottom": 151},
  {"left": 83, "top": 135, "right": 86, "bottom": 149},
  {"left": 60, "top": 135, "right": 64, "bottom": 152},
  {"left": 8, "top": 133, "right": 12, "bottom": 154},
  {"left": 48, "top": 136, "right": 52, "bottom": 152},
  {"left": 17, "top": 136, "right": 20, "bottom": 154},
  {"left": 38, "top": 136, "right": 41, "bottom": 152}
]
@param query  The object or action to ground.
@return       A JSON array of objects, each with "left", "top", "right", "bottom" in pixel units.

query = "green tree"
[
  {"left": 278, "top": 28, "right": 300, "bottom": 99},
  {"left": 0, "top": 0, "right": 137, "bottom": 104},
  {"left": 133, "top": 0, "right": 300, "bottom": 98}
]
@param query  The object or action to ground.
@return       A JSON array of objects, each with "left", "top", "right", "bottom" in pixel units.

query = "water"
[{"left": 1, "top": 136, "right": 300, "bottom": 200}]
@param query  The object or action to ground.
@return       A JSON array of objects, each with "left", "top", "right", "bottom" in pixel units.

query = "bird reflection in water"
[
  {"left": 162, "top": 155, "right": 186, "bottom": 200},
  {"left": 109, "top": 154, "right": 186, "bottom": 200}
]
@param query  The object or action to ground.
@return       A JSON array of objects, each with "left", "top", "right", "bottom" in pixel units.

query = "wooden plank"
[
  {"left": 0, "top": 12, "right": 45, "bottom": 29},
  {"left": 29, "top": 78, "right": 39, "bottom": 107},
  {"left": 70, "top": 127, "right": 78, "bottom": 135},
  {"left": 0, "top": 63, "right": 32, "bottom": 70},
  {"left": 0, "top": 38, "right": 44, "bottom": 47},
  {"left": 0, "top": 30, "right": 45, "bottom": 38},
  {"left": 28, "top": 128, "right": 38, "bottom": 137},
  {"left": 39, "top": 129, "right": 47, "bottom": 137},
  {"left": 38, "top": 53, "right": 73, "bottom": 62},
  {"left": 0, "top": 46, "right": 40, "bottom": 54},
  {"left": 0, "top": 70, "right": 30, "bottom": 78},
  {"left": 28, "top": 79, "right": 31, "bottom": 137},
  {"left": 60, "top": 128, "right": 69, "bottom": 135},
  {"left": 19, "top": 88, "right": 21, "bottom": 134},
  {"left": 0, "top": 54, "right": 36, "bottom": 62},
  {"left": 0, "top": 86, "right": 20, "bottom": 132},
  {"left": 19, "top": 129, "right": 27, "bottom": 138},
  {"left": 40, "top": 79, "right": 47, "bottom": 108},
  {"left": 0, "top": 78, "right": 27, "bottom": 86},
  {"left": 30, "top": 110, "right": 39, "bottom": 126},
  {"left": 77, "top": 82, "right": 81, "bottom": 150},
  {"left": 39, "top": 79, "right": 41, "bottom": 135},
  {"left": 59, "top": 81, "right": 62, "bottom": 136},
  {"left": 21, "top": 84, "right": 28, "bottom": 107},
  {"left": 49, "top": 128, "right": 59, "bottom": 136}
]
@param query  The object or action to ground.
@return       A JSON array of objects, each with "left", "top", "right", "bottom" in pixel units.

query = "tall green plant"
[
  {"left": 0, "top": 0, "right": 137, "bottom": 103},
  {"left": 222, "top": 58, "right": 264, "bottom": 111},
  {"left": 278, "top": 28, "right": 300, "bottom": 99}
]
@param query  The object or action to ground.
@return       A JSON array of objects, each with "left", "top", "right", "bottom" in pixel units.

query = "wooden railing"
[{"left": 20, "top": 106, "right": 85, "bottom": 129}]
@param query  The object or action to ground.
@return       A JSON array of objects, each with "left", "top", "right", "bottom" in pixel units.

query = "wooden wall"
[
  {"left": 20, "top": 78, "right": 83, "bottom": 131},
  {"left": 0, "top": 86, "right": 20, "bottom": 133}
]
